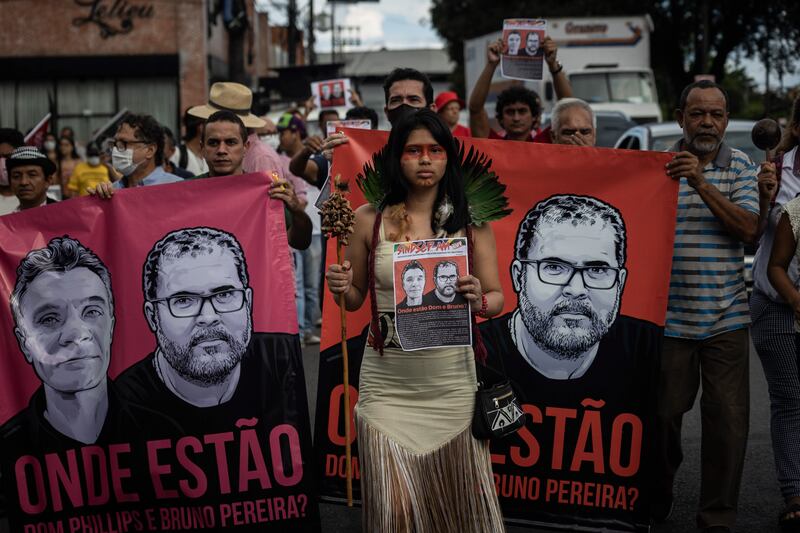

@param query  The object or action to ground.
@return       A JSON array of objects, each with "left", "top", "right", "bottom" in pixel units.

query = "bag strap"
[
  {"left": 368, "top": 211, "right": 384, "bottom": 355},
  {"left": 465, "top": 225, "right": 488, "bottom": 364}
]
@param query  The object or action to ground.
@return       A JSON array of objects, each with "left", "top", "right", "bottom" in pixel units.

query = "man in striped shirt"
[{"left": 654, "top": 80, "right": 775, "bottom": 533}]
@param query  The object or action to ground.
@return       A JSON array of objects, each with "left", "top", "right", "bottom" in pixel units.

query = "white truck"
[{"left": 464, "top": 15, "right": 662, "bottom": 124}]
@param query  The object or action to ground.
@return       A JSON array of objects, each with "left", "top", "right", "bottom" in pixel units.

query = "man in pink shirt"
[{"left": 188, "top": 82, "right": 311, "bottom": 250}]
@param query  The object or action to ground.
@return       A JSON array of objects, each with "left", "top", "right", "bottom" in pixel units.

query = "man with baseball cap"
[
  {"left": 435, "top": 91, "right": 471, "bottom": 137},
  {"left": 6, "top": 146, "right": 58, "bottom": 211}
]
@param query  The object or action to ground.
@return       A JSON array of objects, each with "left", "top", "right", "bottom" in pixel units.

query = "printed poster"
[
  {"left": 0, "top": 174, "right": 321, "bottom": 532},
  {"left": 313, "top": 127, "right": 677, "bottom": 531},
  {"left": 392, "top": 238, "right": 471, "bottom": 351},
  {"left": 326, "top": 119, "right": 373, "bottom": 137},
  {"left": 310, "top": 79, "right": 352, "bottom": 110},
  {"left": 501, "top": 18, "right": 547, "bottom": 81}
]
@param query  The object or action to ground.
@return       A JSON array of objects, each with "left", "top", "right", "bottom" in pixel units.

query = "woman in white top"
[{"left": 765, "top": 95, "right": 800, "bottom": 531}]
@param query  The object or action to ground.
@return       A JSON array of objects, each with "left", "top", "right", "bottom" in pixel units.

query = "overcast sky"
[
  {"left": 259, "top": 0, "right": 443, "bottom": 50},
  {"left": 258, "top": 0, "right": 799, "bottom": 90}
]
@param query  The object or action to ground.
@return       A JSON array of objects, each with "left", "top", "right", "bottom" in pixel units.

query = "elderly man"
[
  {"left": 549, "top": 98, "right": 596, "bottom": 147},
  {"left": 6, "top": 146, "right": 59, "bottom": 210},
  {"left": 655, "top": 79, "right": 775, "bottom": 533}
]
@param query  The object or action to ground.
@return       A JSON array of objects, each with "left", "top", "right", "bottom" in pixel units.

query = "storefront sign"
[{"left": 72, "top": 0, "right": 155, "bottom": 38}]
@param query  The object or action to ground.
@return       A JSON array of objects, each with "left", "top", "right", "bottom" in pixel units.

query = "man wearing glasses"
[
  {"left": 90, "top": 113, "right": 182, "bottom": 197},
  {"left": 113, "top": 226, "right": 318, "bottom": 530},
  {"left": 508, "top": 194, "right": 628, "bottom": 379},
  {"left": 116, "top": 227, "right": 255, "bottom": 408},
  {"left": 422, "top": 260, "right": 467, "bottom": 306},
  {"left": 479, "top": 195, "right": 656, "bottom": 388}
]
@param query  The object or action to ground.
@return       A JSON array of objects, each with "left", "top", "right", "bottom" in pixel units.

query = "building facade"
[{"left": 0, "top": 0, "right": 278, "bottom": 140}]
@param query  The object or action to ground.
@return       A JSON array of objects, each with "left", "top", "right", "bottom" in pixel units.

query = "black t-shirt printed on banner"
[
  {"left": 113, "top": 332, "right": 321, "bottom": 532},
  {"left": 421, "top": 290, "right": 467, "bottom": 306},
  {"left": 0, "top": 381, "right": 181, "bottom": 530},
  {"left": 478, "top": 312, "right": 660, "bottom": 527}
]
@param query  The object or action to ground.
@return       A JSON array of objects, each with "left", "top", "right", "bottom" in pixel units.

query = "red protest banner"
[
  {"left": 0, "top": 174, "right": 320, "bottom": 532},
  {"left": 313, "top": 128, "right": 676, "bottom": 530}
]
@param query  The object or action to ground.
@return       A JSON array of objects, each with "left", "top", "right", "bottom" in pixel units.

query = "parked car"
[
  {"left": 615, "top": 120, "right": 760, "bottom": 296},
  {"left": 614, "top": 120, "right": 761, "bottom": 163},
  {"left": 595, "top": 111, "right": 638, "bottom": 148}
]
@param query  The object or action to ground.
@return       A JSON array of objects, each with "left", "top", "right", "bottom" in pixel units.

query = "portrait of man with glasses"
[
  {"left": 479, "top": 195, "right": 653, "bottom": 388},
  {"left": 115, "top": 226, "right": 311, "bottom": 440},
  {"left": 422, "top": 260, "right": 467, "bottom": 306}
]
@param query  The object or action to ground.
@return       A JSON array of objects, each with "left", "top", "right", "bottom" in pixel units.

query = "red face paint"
[{"left": 401, "top": 143, "right": 448, "bottom": 161}]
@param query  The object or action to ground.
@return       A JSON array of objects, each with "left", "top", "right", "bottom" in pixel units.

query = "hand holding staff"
[{"left": 319, "top": 175, "right": 356, "bottom": 506}]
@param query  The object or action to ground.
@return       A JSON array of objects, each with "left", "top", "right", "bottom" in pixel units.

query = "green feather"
[
  {"left": 456, "top": 139, "right": 512, "bottom": 225},
  {"left": 356, "top": 146, "right": 388, "bottom": 208},
  {"left": 355, "top": 139, "right": 512, "bottom": 225}
]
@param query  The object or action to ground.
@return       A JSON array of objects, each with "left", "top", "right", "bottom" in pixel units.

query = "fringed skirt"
[
  {"left": 357, "top": 417, "right": 505, "bottom": 532},
  {"left": 356, "top": 343, "right": 505, "bottom": 532}
]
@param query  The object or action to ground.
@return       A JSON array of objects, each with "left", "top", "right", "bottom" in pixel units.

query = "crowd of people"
[{"left": 1, "top": 35, "right": 799, "bottom": 533}]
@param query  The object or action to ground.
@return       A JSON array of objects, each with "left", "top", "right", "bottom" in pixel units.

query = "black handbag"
[{"left": 471, "top": 358, "right": 526, "bottom": 440}]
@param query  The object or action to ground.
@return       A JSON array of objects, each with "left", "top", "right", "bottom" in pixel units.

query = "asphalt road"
[{"left": 301, "top": 336, "right": 785, "bottom": 533}]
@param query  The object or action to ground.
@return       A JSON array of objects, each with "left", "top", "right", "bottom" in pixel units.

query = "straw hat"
[{"left": 187, "top": 82, "right": 266, "bottom": 128}]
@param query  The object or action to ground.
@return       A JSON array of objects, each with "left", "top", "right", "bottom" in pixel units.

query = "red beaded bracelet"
[{"left": 476, "top": 293, "right": 488, "bottom": 317}]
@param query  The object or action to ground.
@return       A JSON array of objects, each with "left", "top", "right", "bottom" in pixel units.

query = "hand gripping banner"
[
  {"left": 314, "top": 128, "right": 677, "bottom": 531},
  {"left": 0, "top": 174, "right": 321, "bottom": 532}
]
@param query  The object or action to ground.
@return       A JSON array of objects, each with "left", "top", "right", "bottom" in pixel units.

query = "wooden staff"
[
  {"left": 320, "top": 175, "right": 356, "bottom": 506},
  {"left": 337, "top": 240, "right": 353, "bottom": 506}
]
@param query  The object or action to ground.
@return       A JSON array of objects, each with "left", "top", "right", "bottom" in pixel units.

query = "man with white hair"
[{"left": 549, "top": 97, "right": 596, "bottom": 147}]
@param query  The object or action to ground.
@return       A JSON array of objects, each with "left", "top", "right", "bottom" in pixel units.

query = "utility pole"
[
  {"left": 308, "top": 0, "right": 316, "bottom": 65},
  {"left": 331, "top": 0, "right": 336, "bottom": 64},
  {"left": 288, "top": 0, "right": 298, "bottom": 66}
]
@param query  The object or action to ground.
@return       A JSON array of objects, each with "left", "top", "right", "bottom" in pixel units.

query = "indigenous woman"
[
  {"left": 326, "top": 109, "right": 506, "bottom": 531},
  {"left": 764, "top": 96, "right": 800, "bottom": 532}
]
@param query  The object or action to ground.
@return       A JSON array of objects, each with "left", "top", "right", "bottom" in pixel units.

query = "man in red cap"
[{"left": 435, "top": 91, "right": 471, "bottom": 137}]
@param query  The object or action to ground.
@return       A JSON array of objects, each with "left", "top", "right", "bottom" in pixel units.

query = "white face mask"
[
  {"left": 260, "top": 134, "right": 280, "bottom": 151},
  {"left": 88, "top": 156, "right": 101, "bottom": 166},
  {"left": 111, "top": 146, "right": 141, "bottom": 177},
  {"left": 43, "top": 140, "right": 57, "bottom": 152}
]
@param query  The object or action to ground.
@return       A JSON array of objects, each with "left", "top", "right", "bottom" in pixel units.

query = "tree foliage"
[{"left": 430, "top": 0, "right": 800, "bottom": 113}]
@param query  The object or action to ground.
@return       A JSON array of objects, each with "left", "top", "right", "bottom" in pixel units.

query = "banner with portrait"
[
  {"left": 314, "top": 128, "right": 677, "bottom": 531},
  {"left": 0, "top": 174, "right": 321, "bottom": 532}
]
